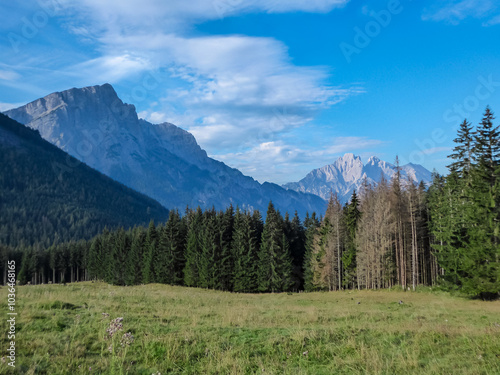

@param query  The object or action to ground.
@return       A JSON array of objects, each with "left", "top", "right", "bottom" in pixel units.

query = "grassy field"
[{"left": 0, "top": 283, "right": 499, "bottom": 374}]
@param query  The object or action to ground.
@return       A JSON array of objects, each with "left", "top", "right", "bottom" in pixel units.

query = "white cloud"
[
  {"left": 215, "top": 137, "right": 382, "bottom": 183},
  {"left": 68, "top": 54, "right": 152, "bottom": 83},
  {"left": 422, "top": 0, "right": 499, "bottom": 25},
  {"left": 0, "top": 102, "right": 25, "bottom": 111},
  {"left": 483, "top": 13, "right": 500, "bottom": 26},
  {"left": 119, "top": 33, "right": 362, "bottom": 151},
  {"left": 46, "top": 0, "right": 365, "bottom": 182},
  {"left": 58, "top": 0, "right": 348, "bottom": 29},
  {"left": 0, "top": 70, "right": 21, "bottom": 81}
]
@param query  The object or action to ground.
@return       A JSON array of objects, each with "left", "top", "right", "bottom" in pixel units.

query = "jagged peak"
[{"left": 366, "top": 155, "right": 380, "bottom": 164}]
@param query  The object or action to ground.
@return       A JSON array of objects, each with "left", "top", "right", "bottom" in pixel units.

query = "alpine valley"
[
  {"left": 4, "top": 84, "right": 432, "bottom": 216},
  {"left": 4, "top": 84, "right": 325, "bottom": 218}
]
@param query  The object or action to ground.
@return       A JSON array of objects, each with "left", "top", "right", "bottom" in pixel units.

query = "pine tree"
[
  {"left": 448, "top": 119, "right": 475, "bottom": 177},
  {"left": 183, "top": 207, "right": 203, "bottom": 287},
  {"left": 142, "top": 220, "right": 157, "bottom": 284},
  {"left": 124, "top": 227, "right": 144, "bottom": 285},
  {"left": 343, "top": 190, "right": 361, "bottom": 289},
  {"left": 462, "top": 107, "right": 500, "bottom": 298},
  {"left": 257, "top": 202, "right": 293, "bottom": 292},
  {"left": 199, "top": 209, "right": 218, "bottom": 289},
  {"left": 218, "top": 205, "right": 235, "bottom": 291},
  {"left": 473, "top": 107, "right": 499, "bottom": 184},
  {"left": 232, "top": 209, "right": 259, "bottom": 292},
  {"left": 156, "top": 210, "right": 185, "bottom": 285},
  {"left": 286, "top": 212, "right": 306, "bottom": 290},
  {"left": 303, "top": 212, "right": 320, "bottom": 291}
]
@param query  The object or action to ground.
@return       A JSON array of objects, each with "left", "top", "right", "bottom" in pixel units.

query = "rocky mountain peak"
[
  {"left": 283, "top": 153, "right": 432, "bottom": 203},
  {"left": 4, "top": 84, "right": 327, "bottom": 218}
]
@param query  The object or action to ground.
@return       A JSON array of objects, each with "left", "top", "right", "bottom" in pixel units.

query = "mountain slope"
[
  {"left": 0, "top": 113, "right": 169, "bottom": 248},
  {"left": 5, "top": 84, "right": 326, "bottom": 217},
  {"left": 283, "top": 153, "right": 432, "bottom": 203}
]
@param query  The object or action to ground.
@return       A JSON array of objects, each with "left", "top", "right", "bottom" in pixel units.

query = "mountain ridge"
[
  {"left": 5, "top": 84, "right": 327, "bottom": 218},
  {"left": 283, "top": 153, "right": 432, "bottom": 203}
]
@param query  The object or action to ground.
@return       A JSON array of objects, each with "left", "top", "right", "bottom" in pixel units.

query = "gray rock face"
[
  {"left": 5, "top": 84, "right": 327, "bottom": 218},
  {"left": 282, "top": 153, "right": 432, "bottom": 203}
]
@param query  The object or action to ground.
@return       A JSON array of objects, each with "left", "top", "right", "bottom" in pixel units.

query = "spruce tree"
[
  {"left": 218, "top": 205, "right": 235, "bottom": 291},
  {"left": 199, "top": 209, "right": 218, "bottom": 289},
  {"left": 288, "top": 212, "right": 306, "bottom": 290},
  {"left": 232, "top": 209, "right": 258, "bottom": 292},
  {"left": 303, "top": 212, "right": 320, "bottom": 292},
  {"left": 125, "top": 227, "right": 144, "bottom": 285},
  {"left": 448, "top": 119, "right": 475, "bottom": 177},
  {"left": 157, "top": 210, "right": 185, "bottom": 285},
  {"left": 257, "top": 202, "right": 293, "bottom": 292},
  {"left": 142, "top": 220, "right": 157, "bottom": 284},
  {"left": 343, "top": 190, "right": 361, "bottom": 289},
  {"left": 183, "top": 207, "right": 203, "bottom": 287}
]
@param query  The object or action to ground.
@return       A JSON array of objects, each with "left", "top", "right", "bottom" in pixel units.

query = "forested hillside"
[{"left": 0, "top": 113, "right": 169, "bottom": 249}]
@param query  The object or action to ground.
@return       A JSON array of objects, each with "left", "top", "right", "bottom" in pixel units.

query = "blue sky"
[{"left": 1, "top": 0, "right": 500, "bottom": 184}]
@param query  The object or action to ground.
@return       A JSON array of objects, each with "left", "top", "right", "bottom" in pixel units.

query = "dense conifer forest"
[
  {"left": 0, "top": 113, "right": 170, "bottom": 249},
  {"left": 2, "top": 107, "right": 499, "bottom": 299}
]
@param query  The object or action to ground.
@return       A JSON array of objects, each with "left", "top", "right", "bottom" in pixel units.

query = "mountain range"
[
  {"left": 4, "top": 84, "right": 326, "bottom": 218},
  {"left": 283, "top": 153, "right": 432, "bottom": 203},
  {"left": 4, "top": 84, "right": 432, "bottom": 217}
]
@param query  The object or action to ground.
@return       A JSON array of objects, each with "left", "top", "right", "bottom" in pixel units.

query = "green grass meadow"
[{"left": 1, "top": 283, "right": 499, "bottom": 374}]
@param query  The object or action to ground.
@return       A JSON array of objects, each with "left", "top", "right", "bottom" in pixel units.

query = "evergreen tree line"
[
  {"left": 8, "top": 204, "right": 320, "bottom": 293},
  {"left": 4, "top": 107, "right": 498, "bottom": 298},
  {"left": 427, "top": 107, "right": 500, "bottom": 299}
]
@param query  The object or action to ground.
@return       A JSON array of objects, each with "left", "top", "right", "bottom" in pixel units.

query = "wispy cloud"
[
  {"left": 97, "top": 29, "right": 362, "bottom": 153},
  {"left": 67, "top": 54, "right": 152, "bottom": 83},
  {"left": 215, "top": 137, "right": 382, "bottom": 184},
  {"left": 3, "top": 0, "right": 365, "bottom": 183},
  {"left": 483, "top": 13, "right": 500, "bottom": 26},
  {"left": 422, "top": 0, "right": 499, "bottom": 25},
  {"left": 0, "top": 102, "right": 25, "bottom": 111},
  {"left": 58, "top": 0, "right": 349, "bottom": 28},
  {"left": 0, "top": 70, "right": 21, "bottom": 81}
]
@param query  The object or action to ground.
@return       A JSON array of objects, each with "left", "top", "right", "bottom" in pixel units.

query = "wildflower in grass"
[
  {"left": 102, "top": 312, "right": 110, "bottom": 318},
  {"left": 121, "top": 332, "right": 134, "bottom": 347},
  {"left": 106, "top": 317, "right": 124, "bottom": 339}
]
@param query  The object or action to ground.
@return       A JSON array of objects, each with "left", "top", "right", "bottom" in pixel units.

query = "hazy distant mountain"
[
  {"left": 0, "top": 113, "right": 169, "bottom": 248},
  {"left": 282, "top": 153, "right": 432, "bottom": 203},
  {"left": 5, "top": 84, "right": 326, "bottom": 218}
]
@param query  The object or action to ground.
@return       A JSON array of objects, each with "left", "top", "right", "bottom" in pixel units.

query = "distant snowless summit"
[{"left": 283, "top": 153, "right": 432, "bottom": 203}]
